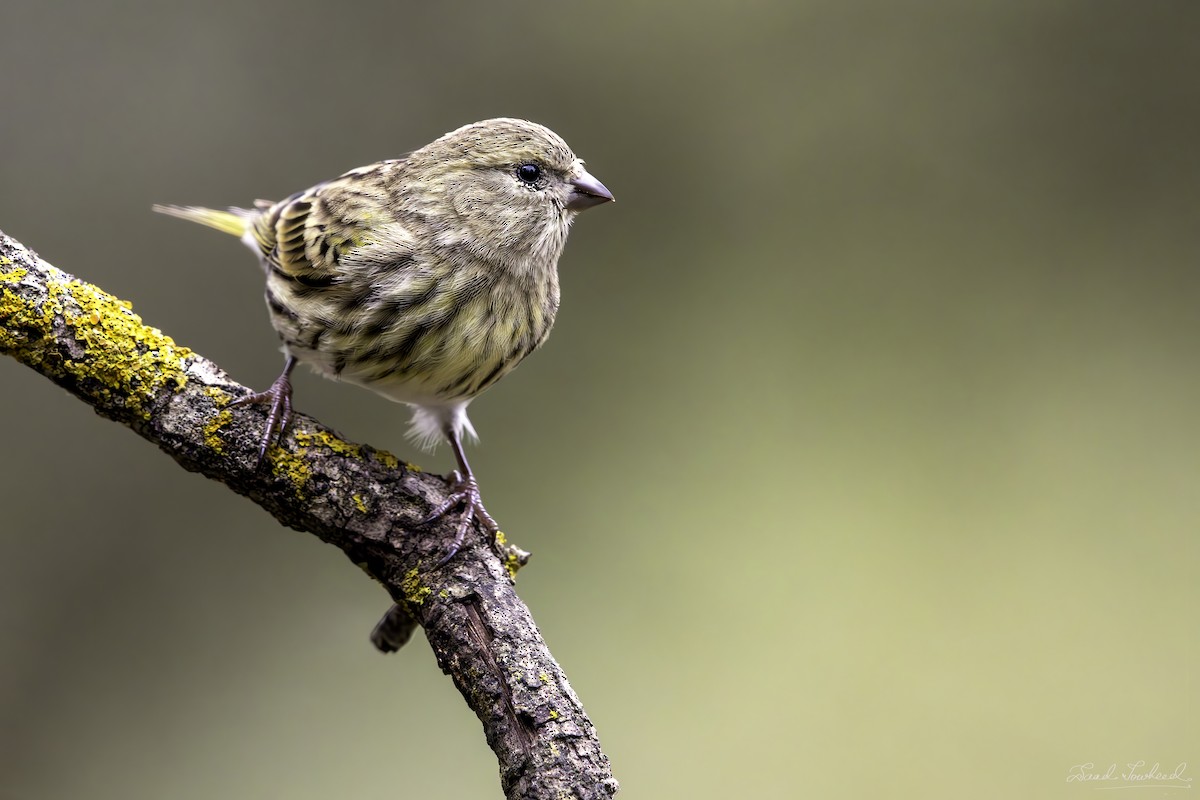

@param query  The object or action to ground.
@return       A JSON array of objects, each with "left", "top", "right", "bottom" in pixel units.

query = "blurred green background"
[{"left": 2, "top": 1, "right": 1197, "bottom": 797}]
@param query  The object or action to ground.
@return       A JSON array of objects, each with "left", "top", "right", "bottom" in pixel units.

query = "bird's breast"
[{"left": 272, "top": 258, "right": 559, "bottom": 406}]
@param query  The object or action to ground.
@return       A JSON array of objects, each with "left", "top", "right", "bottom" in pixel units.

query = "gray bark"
[{"left": 0, "top": 229, "right": 618, "bottom": 800}]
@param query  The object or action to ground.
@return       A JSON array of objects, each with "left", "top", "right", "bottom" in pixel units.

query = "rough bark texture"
[{"left": 0, "top": 229, "right": 618, "bottom": 800}]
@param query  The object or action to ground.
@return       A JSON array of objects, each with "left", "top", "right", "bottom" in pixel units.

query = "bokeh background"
[{"left": 2, "top": 1, "right": 1197, "bottom": 797}]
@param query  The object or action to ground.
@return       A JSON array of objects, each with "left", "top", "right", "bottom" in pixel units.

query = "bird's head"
[{"left": 402, "top": 118, "right": 613, "bottom": 270}]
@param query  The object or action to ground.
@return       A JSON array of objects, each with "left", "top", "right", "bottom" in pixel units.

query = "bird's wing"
[{"left": 252, "top": 161, "right": 411, "bottom": 286}]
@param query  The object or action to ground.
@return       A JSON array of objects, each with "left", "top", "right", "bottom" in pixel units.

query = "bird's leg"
[
  {"left": 230, "top": 355, "right": 297, "bottom": 466},
  {"left": 421, "top": 425, "right": 500, "bottom": 567}
]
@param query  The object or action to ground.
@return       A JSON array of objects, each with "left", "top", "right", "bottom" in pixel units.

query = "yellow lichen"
[
  {"left": 202, "top": 409, "right": 234, "bottom": 454},
  {"left": 400, "top": 567, "right": 431, "bottom": 606},
  {"left": 202, "top": 385, "right": 232, "bottom": 406},
  {"left": 0, "top": 266, "right": 27, "bottom": 283},
  {"left": 365, "top": 447, "right": 422, "bottom": 473},
  {"left": 264, "top": 427, "right": 404, "bottom": 499},
  {"left": 492, "top": 531, "right": 525, "bottom": 580},
  {"left": 549, "top": 709, "right": 558, "bottom": 720},
  {"left": 352, "top": 493, "right": 368, "bottom": 513},
  {"left": 269, "top": 442, "right": 312, "bottom": 494},
  {"left": 296, "top": 429, "right": 362, "bottom": 459},
  {"left": 1, "top": 271, "right": 191, "bottom": 419}
]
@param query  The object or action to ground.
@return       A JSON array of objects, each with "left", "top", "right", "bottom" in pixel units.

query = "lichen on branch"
[{"left": 0, "top": 229, "right": 617, "bottom": 800}]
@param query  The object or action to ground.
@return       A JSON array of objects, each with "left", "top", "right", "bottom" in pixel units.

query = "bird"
[{"left": 154, "top": 118, "right": 613, "bottom": 565}]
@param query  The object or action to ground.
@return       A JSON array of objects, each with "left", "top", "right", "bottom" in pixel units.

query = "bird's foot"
[
  {"left": 230, "top": 372, "right": 294, "bottom": 467},
  {"left": 420, "top": 470, "right": 500, "bottom": 567}
]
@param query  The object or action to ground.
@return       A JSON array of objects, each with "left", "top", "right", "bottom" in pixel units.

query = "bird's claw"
[
  {"left": 421, "top": 470, "right": 500, "bottom": 567},
  {"left": 230, "top": 374, "right": 294, "bottom": 467}
]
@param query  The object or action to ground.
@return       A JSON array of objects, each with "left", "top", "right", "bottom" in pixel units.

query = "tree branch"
[{"left": 0, "top": 229, "right": 618, "bottom": 800}]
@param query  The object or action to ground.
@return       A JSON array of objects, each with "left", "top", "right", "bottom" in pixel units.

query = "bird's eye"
[{"left": 516, "top": 163, "right": 542, "bottom": 185}]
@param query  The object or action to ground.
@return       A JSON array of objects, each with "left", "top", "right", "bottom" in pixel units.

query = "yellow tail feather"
[{"left": 152, "top": 204, "right": 250, "bottom": 237}]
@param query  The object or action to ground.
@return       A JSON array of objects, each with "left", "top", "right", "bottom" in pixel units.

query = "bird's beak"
[{"left": 566, "top": 169, "right": 614, "bottom": 211}]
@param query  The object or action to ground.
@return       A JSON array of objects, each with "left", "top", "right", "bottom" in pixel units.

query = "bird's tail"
[{"left": 152, "top": 204, "right": 254, "bottom": 237}]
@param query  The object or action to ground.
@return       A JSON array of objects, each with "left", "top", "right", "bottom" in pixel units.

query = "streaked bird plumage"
[{"left": 155, "top": 118, "right": 612, "bottom": 565}]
